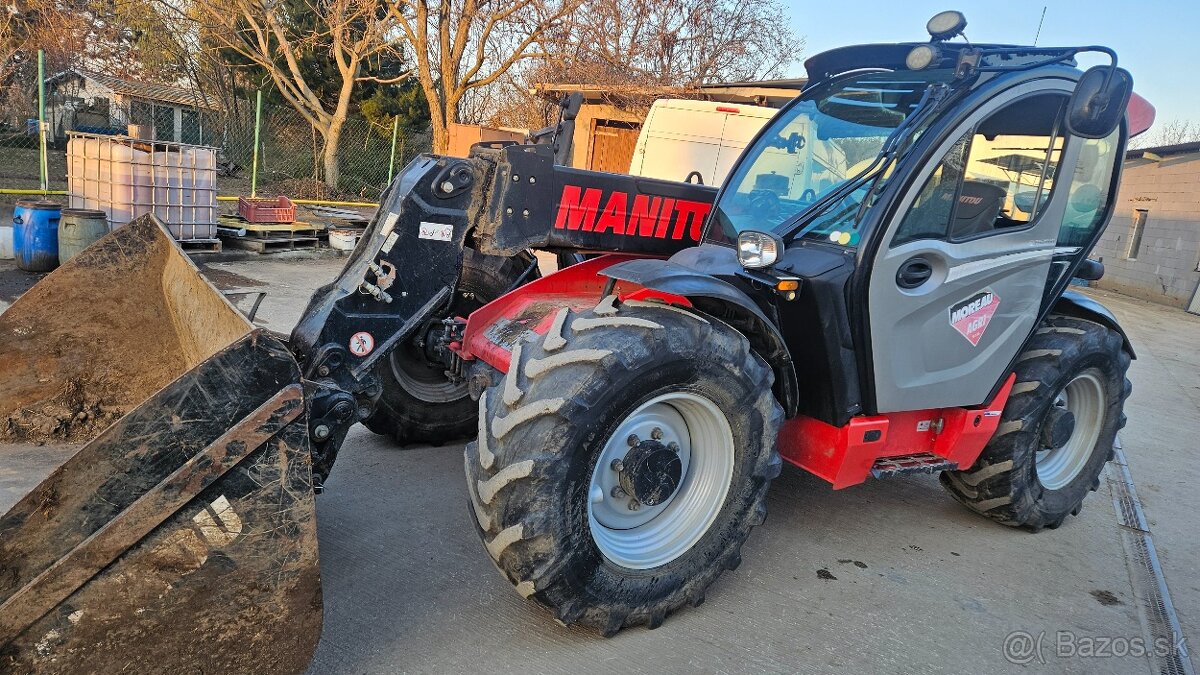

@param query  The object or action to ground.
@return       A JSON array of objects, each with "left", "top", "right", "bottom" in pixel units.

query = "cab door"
[{"left": 867, "top": 80, "right": 1085, "bottom": 412}]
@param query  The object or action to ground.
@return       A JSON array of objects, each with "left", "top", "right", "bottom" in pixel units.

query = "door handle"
[{"left": 896, "top": 257, "right": 933, "bottom": 289}]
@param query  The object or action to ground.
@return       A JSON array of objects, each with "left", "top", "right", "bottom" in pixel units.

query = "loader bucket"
[{"left": 0, "top": 216, "right": 322, "bottom": 673}]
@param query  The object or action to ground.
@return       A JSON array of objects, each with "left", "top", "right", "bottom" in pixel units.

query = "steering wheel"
[
  {"left": 800, "top": 188, "right": 817, "bottom": 203},
  {"left": 747, "top": 189, "right": 781, "bottom": 221}
]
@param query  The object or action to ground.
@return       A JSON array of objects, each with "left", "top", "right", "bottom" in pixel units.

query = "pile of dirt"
[
  {"left": 2, "top": 378, "right": 125, "bottom": 443},
  {"left": 0, "top": 216, "right": 249, "bottom": 446}
]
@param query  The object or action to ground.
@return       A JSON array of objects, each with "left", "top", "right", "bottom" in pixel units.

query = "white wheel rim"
[
  {"left": 587, "top": 392, "right": 735, "bottom": 570},
  {"left": 1036, "top": 370, "right": 1106, "bottom": 491}
]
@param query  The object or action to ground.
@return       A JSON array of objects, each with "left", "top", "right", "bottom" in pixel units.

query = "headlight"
[
  {"left": 906, "top": 44, "right": 939, "bottom": 70},
  {"left": 737, "top": 231, "right": 784, "bottom": 269},
  {"left": 926, "top": 10, "right": 967, "bottom": 40}
]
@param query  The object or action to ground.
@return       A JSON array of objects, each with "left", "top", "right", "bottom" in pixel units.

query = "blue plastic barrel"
[
  {"left": 12, "top": 199, "right": 35, "bottom": 227},
  {"left": 13, "top": 200, "right": 62, "bottom": 272}
]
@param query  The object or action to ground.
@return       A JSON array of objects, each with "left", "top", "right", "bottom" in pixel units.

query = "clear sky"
[{"left": 780, "top": 0, "right": 1200, "bottom": 131}]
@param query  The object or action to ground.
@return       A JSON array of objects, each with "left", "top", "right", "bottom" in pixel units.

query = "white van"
[
  {"left": 629, "top": 97, "right": 851, "bottom": 203},
  {"left": 628, "top": 99, "right": 778, "bottom": 186}
]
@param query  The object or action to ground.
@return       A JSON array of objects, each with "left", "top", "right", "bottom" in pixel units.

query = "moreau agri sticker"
[{"left": 949, "top": 290, "right": 1000, "bottom": 347}]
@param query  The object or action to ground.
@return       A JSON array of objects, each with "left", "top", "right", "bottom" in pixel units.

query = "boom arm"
[{"left": 290, "top": 144, "right": 716, "bottom": 484}]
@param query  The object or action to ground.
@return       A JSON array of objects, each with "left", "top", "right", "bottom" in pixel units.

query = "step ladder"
[{"left": 870, "top": 453, "right": 958, "bottom": 479}]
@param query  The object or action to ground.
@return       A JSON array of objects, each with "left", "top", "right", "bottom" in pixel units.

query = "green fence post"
[
  {"left": 38, "top": 49, "right": 47, "bottom": 193},
  {"left": 387, "top": 115, "right": 400, "bottom": 185},
  {"left": 251, "top": 90, "right": 262, "bottom": 197}
]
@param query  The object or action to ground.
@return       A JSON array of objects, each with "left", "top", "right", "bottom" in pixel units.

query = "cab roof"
[{"left": 803, "top": 43, "right": 1075, "bottom": 82}]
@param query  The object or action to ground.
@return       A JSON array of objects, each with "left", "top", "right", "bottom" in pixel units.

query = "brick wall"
[{"left": 1093, "top": 153, "right": 1200, "bottom": 308}]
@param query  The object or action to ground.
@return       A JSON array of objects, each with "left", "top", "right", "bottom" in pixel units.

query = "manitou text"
[{"left": 553, "top": 185, "right": 714, "bottom": 242}]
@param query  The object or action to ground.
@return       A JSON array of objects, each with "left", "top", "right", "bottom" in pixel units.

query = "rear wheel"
[
  {"left": 465, "top": 297, "right": 782, "bottom": 634},
  {"left": 940, "top": 315, "right": 1132, "bottom": 530},
  {"left": 362, "top": 249, "right": 534, "bottom": 446}
]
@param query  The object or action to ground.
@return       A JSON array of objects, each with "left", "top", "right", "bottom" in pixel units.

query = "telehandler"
[{"left": 0, "top": 11, "right": 1155, "bottom": 672}]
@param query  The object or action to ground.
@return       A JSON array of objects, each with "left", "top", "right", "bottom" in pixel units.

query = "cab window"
[
  {"left": 893, "top": 92, "right": 1067, "bottom": 246},
  {"left": 1057, "top": 128, "right": 1120, "bottom": 247}
]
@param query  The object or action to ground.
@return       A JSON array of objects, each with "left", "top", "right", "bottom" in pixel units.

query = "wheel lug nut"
[
  {"left": 610, "top": 458, "right": 624, "bottom": 472},
  {"left": 668, "top": 441, "right": 679, "bottom": 452},
  {"left": 611, "top": 486, "right": 626, "bottom": 499},
  {"left": 627, "top": 434, "right": 639, "bottom": 446},
  {"left": 651, "top": 427, "right": 663, "bottom": 440},
  {"left": 627, "top": 499, "right": 640, "bottom": 511}
]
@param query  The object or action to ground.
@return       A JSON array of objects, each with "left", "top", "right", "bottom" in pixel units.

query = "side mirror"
[
  {"left": 768, "top": 132, "right": 806, "bottom": 154},
  {"left": 1067, "top": 66, "right": 1133, "bottom": 139},
  {"left": 1075, "top": 258, "right": 1105, "bottom": 281}
]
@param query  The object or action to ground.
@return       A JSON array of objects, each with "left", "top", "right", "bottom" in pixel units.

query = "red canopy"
[{"left": 1127, "top": 92, "right": 1156, "bottom": 137}]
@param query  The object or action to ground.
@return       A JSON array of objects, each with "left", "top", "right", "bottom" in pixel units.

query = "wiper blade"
[{"left": 781, "top": 82, "right": 950, "bottom": 239}]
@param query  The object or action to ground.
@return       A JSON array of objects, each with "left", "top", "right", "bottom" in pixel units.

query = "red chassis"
[{"left": 455, "top": 254, "right": 1015, "bottom": 490}]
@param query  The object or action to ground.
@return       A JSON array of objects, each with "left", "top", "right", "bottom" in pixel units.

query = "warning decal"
[
  {"left": 949, "top": 290, "right": 1000, "bottom": 347},
  {"left": 349, "top": 331, "right": 375, "bottom": 357}
]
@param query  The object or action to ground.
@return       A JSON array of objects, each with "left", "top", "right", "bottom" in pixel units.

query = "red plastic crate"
[{"left": 238, "top": 196, "right": 296, "bottom": 224}]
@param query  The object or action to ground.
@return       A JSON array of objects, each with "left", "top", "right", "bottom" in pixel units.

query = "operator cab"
[{"left": 683, "top": 12, "right": 1145, "bottom": 426}]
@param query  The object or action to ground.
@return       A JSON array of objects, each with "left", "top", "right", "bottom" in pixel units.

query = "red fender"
[{"left": 459, "top": 254, "right": 688, "bottom": 373}]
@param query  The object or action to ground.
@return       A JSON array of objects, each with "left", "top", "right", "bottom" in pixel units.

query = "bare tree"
[
  {"left": 384, "top": 0, "right": 579, "bottom": 152},
  {"left": 1150, "top": 119, "right": 1197, "bottom": 148},
  {"left": 191, "top": 0, "right": 396, "bottom": 187},
  {"left": 1126, "top": 118, "right": 1200, "bottom": 151},
  {"left": 2, "top": 0, "right": 90, "bottom": 86},
  {"left": 1, "top": 9, "right": 22, "bottom": 86},
  {"left": 486, "top": 66, "right": 559, "bottom": 129},
  {"left": 541, "top": 0, "right": 800, "bottom": 87}
]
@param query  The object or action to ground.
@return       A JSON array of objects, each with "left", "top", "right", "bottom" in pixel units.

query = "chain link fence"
[
  {"left": 0, "top": 102, "right": 63, "bottom": 192},
  {"left": 0, "top": 92, "right": 431, "bottom": 202},
  {"left": 204, "top": 100, "right": 432, "bottom": 201}
]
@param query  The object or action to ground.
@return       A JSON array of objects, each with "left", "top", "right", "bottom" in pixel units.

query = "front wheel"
[
  {"left": 465, "top": 297, "right": 782, "bottom": 634},
  {"left": 362, "top": 248, "right": 535, "bottom": 446},
  {"left": 940, "top": 315, "right": 1132, "bottom": 530}
]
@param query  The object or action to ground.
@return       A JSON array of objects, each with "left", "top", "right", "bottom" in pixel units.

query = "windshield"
[{"left": 709, "top": 70, "right": 953, "bottom": 247}]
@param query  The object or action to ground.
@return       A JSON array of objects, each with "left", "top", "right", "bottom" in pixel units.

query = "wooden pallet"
[
  {"left": 220, "top": 236, "right": 319, "bottom": 253},
  {"left": 244, "top": 222, "right": 320, "bottom": 239},
  {"left": 177, "top": 238, "right": 222, "bottom": 253},
  {"left": 219, "top": 215, "right": 321, "bottom": 239}
]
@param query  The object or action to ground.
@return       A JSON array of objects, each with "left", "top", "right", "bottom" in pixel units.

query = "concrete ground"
[{"left": 1, "top": 254, "right": 1196, "bottom": 673}]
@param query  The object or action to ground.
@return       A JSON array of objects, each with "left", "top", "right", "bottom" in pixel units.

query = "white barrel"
[
  {"left": 328, "top": 229, "right": 360, "bottom": 251},
  {"left": 0, "top": 225, "right": 14, "bottom": 259}
]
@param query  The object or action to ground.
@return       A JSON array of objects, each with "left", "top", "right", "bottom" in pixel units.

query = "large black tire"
[
  {"left": 940, "top": 315, "right": 1132, "bottom": 530},
  {"left": 362, "top": 248, "right": 534, "bottom": 446},
  {"left": 465, "top": 297, "right": 783, "bottom": 635}
]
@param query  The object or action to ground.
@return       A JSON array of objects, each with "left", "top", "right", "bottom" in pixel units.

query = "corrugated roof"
[
  {"left": 533, "top": 80, "right": 804, "bottom": 108},
  {"left": 696, "top": 78, "right": 807, "bottom": 90},
  {"left": 1126, "top": 140, "right": 1200, "bottom": 160},
  {"left": 50, "top": 70, "right": 217, "bottom": 109}
]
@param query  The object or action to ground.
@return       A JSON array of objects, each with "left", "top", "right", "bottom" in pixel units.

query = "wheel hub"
[
  {"left": 1041, "top": 405, "right": 1076, "bottom": 449},
  {"left": 1035, "top": 370, "right": 1106, "bottom": 491},
  {"left": 618, "top": 439, "right": 682, "bottom": 507},
  {"left": 586, "top": 393, "right": 735, "bottom": 569}
]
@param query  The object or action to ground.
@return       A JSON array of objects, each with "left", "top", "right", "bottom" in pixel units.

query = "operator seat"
[{"left": 949, "top": 181, "right": 1007, "bottom": 239}]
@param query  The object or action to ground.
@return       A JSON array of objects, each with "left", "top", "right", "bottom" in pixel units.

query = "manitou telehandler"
[{"left": 0, "top": 11, "right": 1155, "bottom": 673}]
